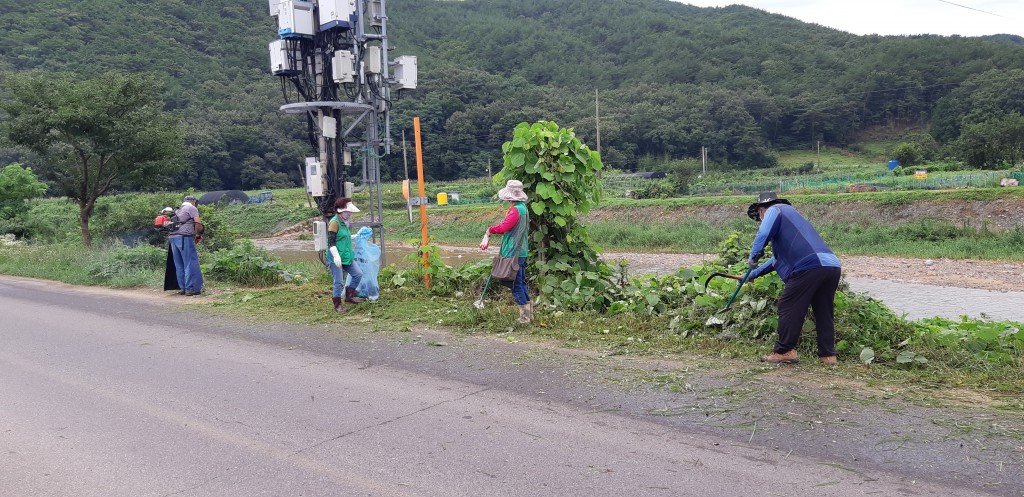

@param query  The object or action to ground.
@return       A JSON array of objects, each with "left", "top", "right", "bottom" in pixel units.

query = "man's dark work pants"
[{"left": 774, "top": 266, "right": 842, "bottom": 357}]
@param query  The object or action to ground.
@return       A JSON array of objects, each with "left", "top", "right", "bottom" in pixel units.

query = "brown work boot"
[
  {"left": 760, "top": 349, "right": 799, "bottom": 364},
  {"left": 819, "top": 355, "right": 838, "bottom": 366},
  {"left": 345, "top": 287, "right": 362, "bottom": 304},
  {"left": 332, "top": 296, "right": 347, "bottom": 313}
]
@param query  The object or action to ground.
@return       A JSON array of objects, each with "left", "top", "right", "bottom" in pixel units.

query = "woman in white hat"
[
  {"left": 326, "top": 197, "right": 363, "bottom": 312},
  {"left": 481, "top": 180, "right": 532, "bottom": 323}
]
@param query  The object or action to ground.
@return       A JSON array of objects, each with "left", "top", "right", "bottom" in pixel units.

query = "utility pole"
[
  {"left": 816, "top": 140, "right": 820, "bottom": 169},
  {"left": 487, "top": 158, "right": 492, "bottom": 184},
  {"left": 268, "top": 0, "right": 418, "bottom": 266},
  {"left": 701, "top": 147, "right": 707, "bottom": 175}
]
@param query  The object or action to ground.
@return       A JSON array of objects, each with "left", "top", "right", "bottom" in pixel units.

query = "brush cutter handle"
[{"left": 703, "top": 272, "right": 743, "bottom": 291}]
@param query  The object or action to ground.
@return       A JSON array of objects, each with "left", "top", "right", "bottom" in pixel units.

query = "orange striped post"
[{"left": 413, "top": 117, "right": 430, "bottom": 288}]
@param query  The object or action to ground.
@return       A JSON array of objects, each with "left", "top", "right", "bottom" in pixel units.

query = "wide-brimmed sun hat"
[
  {"left": 497, "top": 180, "right": 528, "bottom": 202},
  {"left": 161, "top": 207, "right": 174, "bottom": 214},
  {"left": 336, "top": 201, "right": 360, "bottom": 213},
  {"left": 747, "top": 191, "right": 791, "bottom": 221}
]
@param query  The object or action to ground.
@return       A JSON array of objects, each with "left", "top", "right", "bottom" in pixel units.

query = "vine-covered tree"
[
  {"left": 0, "top": 71, "right": 185, "bottom": 246},
  {"left": 496, "top": 121, "right": 617, "bottom": 310}
]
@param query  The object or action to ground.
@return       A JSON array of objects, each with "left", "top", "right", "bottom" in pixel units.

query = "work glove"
[
  {"left": 747, "top": 258, "right": 760, "bottom": 270},
  {"left": 330, "top": 246, "right": 342, "bottom": 268},
  {"left": 479, "top": 232, "right": 490, "bottom": 251}
]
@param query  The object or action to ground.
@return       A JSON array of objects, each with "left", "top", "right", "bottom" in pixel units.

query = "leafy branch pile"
[
  {"left": 382, "top": 236, "right": 1021, "bottom": 369},
  {"left": 203, "top": 241, "right": 307, "bottom": 287}
]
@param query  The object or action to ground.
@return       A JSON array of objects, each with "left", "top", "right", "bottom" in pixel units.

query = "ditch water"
[{"left": 261, "top": 240, "right": 1023, "bottom": 323}]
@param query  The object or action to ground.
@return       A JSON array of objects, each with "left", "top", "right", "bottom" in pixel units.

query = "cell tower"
[{"left": 268, "top": 0, "right": 417, "bottom": 262}]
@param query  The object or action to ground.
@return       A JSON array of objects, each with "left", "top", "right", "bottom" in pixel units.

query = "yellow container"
[{"left": 437, "top": 192, "right": 449, "bottom": 205}]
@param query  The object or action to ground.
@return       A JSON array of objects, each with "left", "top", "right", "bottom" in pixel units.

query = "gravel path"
[{"left": 604, "top": 251, "right": 1024, "bottom": 293}]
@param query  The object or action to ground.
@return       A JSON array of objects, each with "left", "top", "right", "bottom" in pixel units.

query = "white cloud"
[{"left": 677, "top": 1, "right": 1023, "bottom": 37}]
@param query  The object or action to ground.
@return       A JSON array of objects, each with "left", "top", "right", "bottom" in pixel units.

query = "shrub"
[
  {"left": 90, "top": 192, "right": 184, "bottom": 241},
  {"left": 891, "top": 142, "right": 925, "bottom": 168},
  {"left": 203, "top": 240, "right": 286, "bottom": 287},
  {"left": 631, "top": 182, "right": 675, "bottom": 199}
]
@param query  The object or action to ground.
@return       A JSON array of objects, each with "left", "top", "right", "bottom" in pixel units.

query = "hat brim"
[
  {"left": 338, "top": 205, "right": 360, "bottom": 213},
  {"left": 498, "top": 187, "right": 528, "bottom": 202},
  {"left": 747, "top": 199, "right": 791, "bottom": 221}
]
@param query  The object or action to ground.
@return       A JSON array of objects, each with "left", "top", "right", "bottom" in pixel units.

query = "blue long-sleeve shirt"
[{"left": 748, "top": 204, "right": 841, "bottom": 282}]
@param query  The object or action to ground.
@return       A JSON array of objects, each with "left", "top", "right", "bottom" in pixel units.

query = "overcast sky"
[{"left": 678, "top": 1, "right": 1023, "bottom": 37}]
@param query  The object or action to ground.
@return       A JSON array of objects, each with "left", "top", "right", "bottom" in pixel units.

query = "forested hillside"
[{"left": 1, "top": 0, "right": 1023, "bottom": 188}]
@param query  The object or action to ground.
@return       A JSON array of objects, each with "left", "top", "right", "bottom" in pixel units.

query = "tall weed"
[
  {"left": 87, "top": 244, "right": 165, "bottom": 287},
  {"left": 204, "top": 240, "right": 287, "bottom": 287}
]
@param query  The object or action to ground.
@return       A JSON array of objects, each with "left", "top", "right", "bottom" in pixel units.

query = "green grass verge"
[
  {"left": 203, "top": 281, "right": 1024, "bottom": 398},
  {"left": 0, "top": 243, "right": 164, "bottom": 288}
]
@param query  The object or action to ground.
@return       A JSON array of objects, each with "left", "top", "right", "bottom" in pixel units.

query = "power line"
[{"left": 936, "top": 0, "right": 1002, "bottom": 17}]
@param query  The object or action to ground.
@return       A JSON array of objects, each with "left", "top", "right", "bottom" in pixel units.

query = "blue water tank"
[{"left": 888, "top": 160, "right": 900, "bottom": 170}]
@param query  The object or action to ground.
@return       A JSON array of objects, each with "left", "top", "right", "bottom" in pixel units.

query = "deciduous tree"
[{"left": 0, "top": 71, "right": 184, "bottom": 246}]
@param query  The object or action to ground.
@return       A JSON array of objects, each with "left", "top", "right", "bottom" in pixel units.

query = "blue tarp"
[{"left": 346, "top": 226, "right": 380, "bottom": 301}]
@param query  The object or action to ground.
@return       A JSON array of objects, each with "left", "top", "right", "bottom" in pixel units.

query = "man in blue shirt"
[{"left": 746, "top": 192, "right": 842, "bottom": 365}]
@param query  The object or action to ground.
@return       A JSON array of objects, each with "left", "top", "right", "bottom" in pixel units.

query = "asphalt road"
[{"left": 0, "top": 276, "right": 1011, "bottom": 497}]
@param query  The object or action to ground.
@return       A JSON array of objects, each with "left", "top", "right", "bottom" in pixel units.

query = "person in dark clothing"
[{"left": 746, "top": 192, "right": 842, "bottom": 366}]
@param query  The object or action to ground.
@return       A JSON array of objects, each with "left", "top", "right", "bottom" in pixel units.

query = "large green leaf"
[
  {"left": 510, "top": 151, "right": 525, "bottom": 167},
  {"left": 535, "top": 182, "right": 555, "bottom": 199}
]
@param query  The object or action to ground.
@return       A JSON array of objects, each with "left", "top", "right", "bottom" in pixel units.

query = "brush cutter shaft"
[
  {"left": 722, "top": 268, "right": 754, "bottom": 311},
  {"left": 474, "top": 274, "right": 493, "bottom": 309}
]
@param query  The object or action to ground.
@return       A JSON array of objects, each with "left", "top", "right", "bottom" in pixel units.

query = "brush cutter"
[
  {"left": 473, "top": 274, "right": 493, "bottom": 309},
  {"left": 703, "top": 268, "right": 753, "bottom": 313},
  {"left": 473, "top": 232, "right": 493, "bottom": 309}
]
